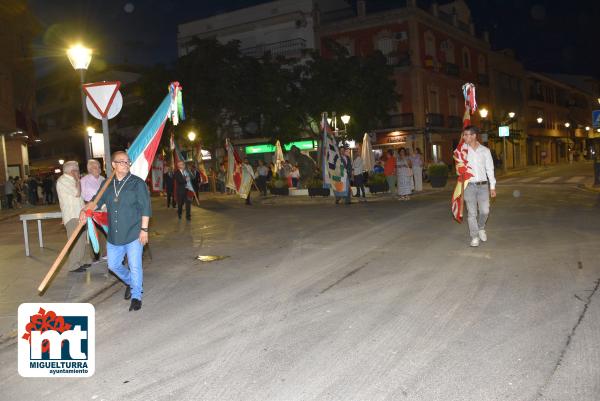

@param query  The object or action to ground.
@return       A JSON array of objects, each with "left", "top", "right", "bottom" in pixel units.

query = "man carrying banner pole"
[
  {"left": 451, "top": 83, "right": 497, "bottom": 247},
  {"left": 80, "top": 151, "right": 151, "bottom": 311}
]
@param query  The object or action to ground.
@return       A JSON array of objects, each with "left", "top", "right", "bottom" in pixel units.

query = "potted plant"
[
  {"left": 306, "top": 177, "right": 330, "bottom": 197},
  {"left": 269, "top": 176, "right": 289, "bottom": 196},
  {"left": 427, "top": 163, "right": 449, "bottom": 188},
  {"left": 367, "top": 172, "right": 388, "bottom": 193}
]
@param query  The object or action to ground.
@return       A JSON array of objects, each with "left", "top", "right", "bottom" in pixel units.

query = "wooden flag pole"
[{"left": 38, "top": 170, "right": 116, "bottom": 294}]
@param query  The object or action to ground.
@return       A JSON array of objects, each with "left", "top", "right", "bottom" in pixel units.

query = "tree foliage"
[{"left": 133, "top": 38, "right": 398, "bottom": 147}]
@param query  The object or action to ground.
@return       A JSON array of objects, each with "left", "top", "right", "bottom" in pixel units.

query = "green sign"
[
  {"left": 245, "top": 140, "right": 316, "bottom": 154},
  {"left": 498, "top": 126, "right": 510, "bottom": 137}
]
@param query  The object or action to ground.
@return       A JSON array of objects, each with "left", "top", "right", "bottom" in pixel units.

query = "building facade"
[
  {"left": 0, "top": 0, "right": 40, "bottom": 185},
  {"left": 319, "top": 0, "right": 491, "bottom": 165},
  {"left": 177, "top": 0, "right": 351, "bottom": 59}
]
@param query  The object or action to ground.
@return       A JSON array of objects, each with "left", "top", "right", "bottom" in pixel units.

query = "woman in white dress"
[{"left": 396, "top": 147, "right": 413, "bottom": 200}]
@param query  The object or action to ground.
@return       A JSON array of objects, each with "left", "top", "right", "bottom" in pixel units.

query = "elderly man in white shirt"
[
  {"left": 56, "top": 161, "right": 91, "bottom": 272},
  {"left": 462, "top": 126, "right": 497, "bottom": 247}
]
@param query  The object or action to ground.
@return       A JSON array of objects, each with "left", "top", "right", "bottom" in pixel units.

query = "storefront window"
[{"left": 432, "top": 144, "right": 442, "bottom": 162}]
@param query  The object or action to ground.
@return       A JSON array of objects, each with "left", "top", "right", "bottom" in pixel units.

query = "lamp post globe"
[
  {"left": 187, "top": 131, "right": 196, "bottom": 142},
  {"left": 479, "top": 108, "right": 488, "bottom": 119},
  {"left": 508, "top": 112, "right": 516, "bottom": 119},
  {"left": 537, "top": 117, "right": 543, "bottom": 124},
  {"left": 341, "top": 115, "right": 351, "bottom": 125}
]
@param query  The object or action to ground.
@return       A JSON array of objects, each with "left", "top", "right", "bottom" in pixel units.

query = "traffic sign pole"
[{"left": 102, "top": 116, "right": 111, "bottom": 175}]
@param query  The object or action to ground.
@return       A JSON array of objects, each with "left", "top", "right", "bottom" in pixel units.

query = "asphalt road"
[{"left": 1, "top": 163, "right": 599, "bottom": 401}]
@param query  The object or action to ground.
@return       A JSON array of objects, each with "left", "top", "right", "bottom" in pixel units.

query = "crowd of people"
[
  {"left": 3, "top": 173, "right": 58, "bottom": 209},
  {"left": 380, "top": 147, "right": 424, "bottom": 201}
]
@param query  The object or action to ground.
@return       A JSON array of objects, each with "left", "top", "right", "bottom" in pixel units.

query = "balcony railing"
[
  {"left": 241, "top": 38, "right": 307, "bottom": 58},
  {"left": 444, "top": 62, "right": 459, "bottom": 76},
  {"left": 389, "top": 113, "right": 414, "bottom": 127},
  {"left": 447, "top": 115, "right": 463, "bottom": 129},
  {"left": 426, "top": 113, "right": 445, "bottom": 127},
  {"left": 386, "top": 51, "right": 411, "bottom": 67}
]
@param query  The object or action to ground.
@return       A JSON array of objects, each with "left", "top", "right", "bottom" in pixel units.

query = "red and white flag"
[{"left": 451, "top": 83, "right": 476, "bottom": 222}]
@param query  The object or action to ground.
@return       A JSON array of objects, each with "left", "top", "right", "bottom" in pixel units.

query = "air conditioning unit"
[{"left": 394, "top": 31, "right": 408, "bottom": 41}]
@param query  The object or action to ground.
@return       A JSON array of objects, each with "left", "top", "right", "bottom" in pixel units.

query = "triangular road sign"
[{"left": 83, "top": 81, "right": 121, "bottom": 118}]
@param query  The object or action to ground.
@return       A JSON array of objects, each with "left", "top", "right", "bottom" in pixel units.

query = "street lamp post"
[
  {"left": 67, "top": 44, "right": 93, "bottom": 161},
  {"left": 187, "top": 131, "right": 196, "bottom": 162}
]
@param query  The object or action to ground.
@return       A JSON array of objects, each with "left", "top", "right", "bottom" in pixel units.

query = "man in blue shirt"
[{"left": 80, "top": 151, "right": 151, "bottom": 311}]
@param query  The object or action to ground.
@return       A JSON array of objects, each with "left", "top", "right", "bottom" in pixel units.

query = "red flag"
[{"left": 451, "top": 83, "right": 477, "bottom": 222}]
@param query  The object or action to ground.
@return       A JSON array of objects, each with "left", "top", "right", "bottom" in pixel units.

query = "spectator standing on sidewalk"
[
  {"left": 290, "top": 164, "right": 301, "bottom": 188},
  {"left": 410, "top": 148, "right": 424, "bottom": 192},
  {"left": 57, "top": 161, "right": 91, "bottom": 273},
  {"left": 80, "top": 159, "right": 107, "bottom": 262},
  {"left": 43, "top": 175, "right": 54, "bottom": 204},
  {"left": 352, "top": 153, "right": 367, "bottom": 201},
  {"left": 81, "top": 159, "right": 105, "bottom": 202},
  {"left": 396, "top": 147, "right": 413, "bottom": 201},
  {"left": 4, "top": 176, "right": 14, "bottom": 208},
  {"left": 256, "top": 160, "right": 269, "bottom": 196},
  {"left": 384, "top": 149, "right": 397, "bottom": 194}
]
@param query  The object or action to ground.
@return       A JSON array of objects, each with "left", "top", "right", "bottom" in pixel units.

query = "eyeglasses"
[{"left": 114, "top": 160, "right": 131, "bottom": 165}]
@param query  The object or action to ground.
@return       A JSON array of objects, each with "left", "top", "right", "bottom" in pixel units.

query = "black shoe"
[
  {"left": 129, "top": 298, "right": 142, "bottom": 311},
  {"left": 335, "top": 199, "right": 340, "bottom": 204},
  {"left": 124, "top": 286, "right": 131, "bottom": 300},
  {"left": 70, "top": 264, "right": 89, "bottom": 273}
]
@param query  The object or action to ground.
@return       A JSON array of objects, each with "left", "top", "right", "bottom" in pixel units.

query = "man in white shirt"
[
  {"left": 462, "top": 126, "right": 497, "bottom": 247},
  {"left": 56, "top": 161, "right": 91, "bottom": 272}
]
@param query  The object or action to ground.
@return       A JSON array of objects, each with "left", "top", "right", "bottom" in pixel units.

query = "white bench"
[{"left": 20, "top": 211, "right": 63, "bottom": 256}]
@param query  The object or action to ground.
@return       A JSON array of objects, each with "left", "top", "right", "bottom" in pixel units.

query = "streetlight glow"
[
  {"left": 58, "top": 159, "right": 65, "bottom": 165},
  {"left": 585, "top": 126, "right": 590, "bottom": 131},
  {"left": 327, "top": 118, "right": 332, "bottom": 126},
  {"left": 66, "top": 44, "right": 92, "bottom": 70},
  {"left": 187, "top": 131, "right": 196, "bottom": 141},
  {"left": 508, "top": 112, "right": 516, "bottom": 119},
  {"left": 536, "top": 117, "right": 543, "bottom": 124},
  {"left": 479, "top": 108, "right": 488, "bottom": 118},
  {"left": 86, "top": 127, "right": 95, "bottom": 136},
  {"left": 564, "top": 122, "right": 570, "bottom": 128},
  {"left": 341, "top": 115, "right": 351, "bottom": 125}
]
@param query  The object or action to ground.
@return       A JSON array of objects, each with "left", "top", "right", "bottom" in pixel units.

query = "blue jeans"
[{"left": 107, "top": 239, "right": 144, "bottom": 300}]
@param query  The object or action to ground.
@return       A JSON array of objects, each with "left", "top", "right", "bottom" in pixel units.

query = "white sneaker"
[
  {"left": 478, "top": 230, "right": 487, "bottom": 242},
  {"left": 470, "top": 237, "right": 480, "bottom": 247}
]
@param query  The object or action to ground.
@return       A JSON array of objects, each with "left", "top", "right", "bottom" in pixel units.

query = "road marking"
[
  {"left": 566, "top": 176, "right": 586, "bottom": 183},
  {"left": 540, "top": 176, "right": 561, "bottom": 183},
  {"left": 517, "top": 177, "right": 538, "bottom": 183},
  {"left": 500, "top": 177, "right": 518, "bottom": 183}
]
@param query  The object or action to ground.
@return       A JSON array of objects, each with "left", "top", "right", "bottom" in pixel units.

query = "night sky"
[{"left": 30, "top": 0, "right": 599, "bottom": 78}]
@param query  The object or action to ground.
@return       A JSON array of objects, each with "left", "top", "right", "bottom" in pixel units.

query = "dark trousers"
[
  {"left": 45, "top": 191, "right": 53, "bottom": 204},
  {"left": 257, "top": 176, "right": 268, "bottom": 195},
  {"left": 354, "top": 174, "right": 366, "bottom": 197},
  {"left": 177, "top": 194, "right": 191, "bottom": 220},
  {"left": 6, "top": 194, "right": 13, "bottom": 208},
  {"left": 166, "top": 191, "right": 174, "bottom": 207},
  {"left": 245, "top": 193, "right": 251, "bottom": 205}
]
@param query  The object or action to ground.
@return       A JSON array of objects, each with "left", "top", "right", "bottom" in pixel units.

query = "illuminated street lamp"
[
  {"left": 508, "top": 112, "right": 516, "bottom": 119},
  {"left": 537, "top": 117, "right": 543, "bottom": 124},
  {"left": 187, "top": 131, "right": 196, "bottom": 142},
  {"left": 340, "top": 115, "right": 351, "bottom": 125},
  {"left": 478, "top": 108, "right": 489, "bottom": 119},
  {"left": 586, "top": 126, "right": 590, "bottom": 131},
  {"left": 564, "top": 122, "right": 570, "bottom": 128},
  {"left": 67, "top": 43, "right": 93, "bottom": 160},
  {"left": 58, "top": 159, "right": 65, "bottom": 165}
]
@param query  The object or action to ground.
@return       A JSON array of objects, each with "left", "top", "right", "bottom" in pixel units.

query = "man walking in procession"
[
  {"left": 81, "top": 151, "right": 151, "bottom": 311},
  {"left": 462, "top": 126, "right": 496, "bottom": 247},
  {"left": 174, "top": 160, "right": 193, "bottom": 220}
]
